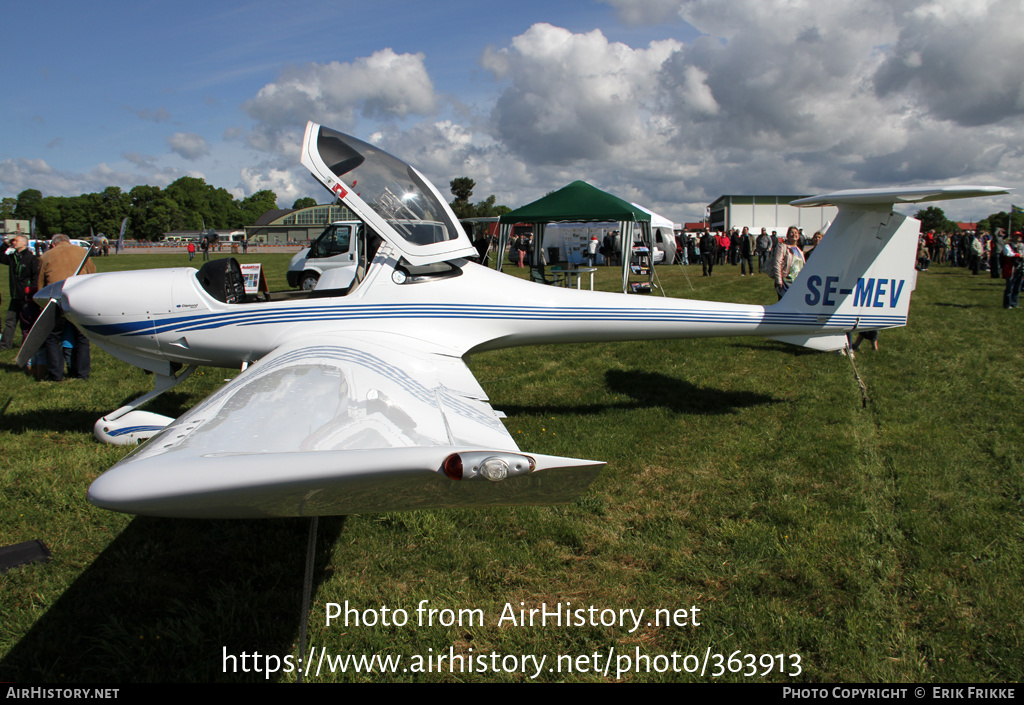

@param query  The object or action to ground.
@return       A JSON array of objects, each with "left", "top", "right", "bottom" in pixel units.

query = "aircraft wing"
[{"left": 87, "top": 332, "right": 603, "bottom": 518}]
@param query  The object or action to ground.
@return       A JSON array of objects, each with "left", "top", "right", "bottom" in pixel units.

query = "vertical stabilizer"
[
  {"left": 768, "top": 185, "right": 1009, "bottom": 350},
  {"left": 773, "top": 206, "right": 919, "bottom": 331}
]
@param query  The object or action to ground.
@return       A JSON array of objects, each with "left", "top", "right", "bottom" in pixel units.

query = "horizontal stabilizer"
[{"left": 792, "top": 185, "right": 1009, "bottom": 208}]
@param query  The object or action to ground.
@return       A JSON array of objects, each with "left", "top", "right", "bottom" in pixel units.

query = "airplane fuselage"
[{"left": 57, "top": 245, "right": 885, "bottom": 376}]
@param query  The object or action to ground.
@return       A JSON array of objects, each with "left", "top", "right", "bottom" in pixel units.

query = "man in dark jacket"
[
  {"left": 756, "top": 227, "right": 772, "bottom": 273},
  {"left": 700, "top": 231, "right": 718, "bottom": 277},
  {"left": 739, "top": 226, "right": 757, "bottom": 276},
  {"left": 0, "top": 235, "right": 41, "bottom": 350}
]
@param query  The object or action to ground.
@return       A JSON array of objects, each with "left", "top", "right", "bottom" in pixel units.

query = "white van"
[
  {"left": 219, "top": 230, "right": 246, "bottom": 245},
  {"left": 287, "top": 221, "right": 361, "bottom": 290}
]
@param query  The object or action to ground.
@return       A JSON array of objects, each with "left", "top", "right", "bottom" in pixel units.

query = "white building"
[
  {"left": 2, "top": 219, "right": 31, "bottom": 237},
  {"left": 708, "top": 195, "right": 838, "bottom": 235}
]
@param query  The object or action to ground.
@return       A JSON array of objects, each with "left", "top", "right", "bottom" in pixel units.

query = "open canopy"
[
  {"left": 300, "top": 122, "right": 477, "bottom": 266},
  {"left": 499, "top": 181, "right": 651, "bottom": 225}
]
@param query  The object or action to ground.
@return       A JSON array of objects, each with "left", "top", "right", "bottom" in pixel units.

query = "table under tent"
[{"left": 496, "top": 181, "right": 654, "bottom": 294}]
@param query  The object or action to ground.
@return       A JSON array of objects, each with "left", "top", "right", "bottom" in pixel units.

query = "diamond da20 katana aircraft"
[{"left": 20, "top": 122, "right": 1007, "bottom": 518}]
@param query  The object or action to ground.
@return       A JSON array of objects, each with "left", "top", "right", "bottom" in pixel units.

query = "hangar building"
[
  {"left": 245, "top": 203, "right": 357, "bottom": 245},
  {"left": 708, "top": 195, "right": 838, "bottom": 234}
]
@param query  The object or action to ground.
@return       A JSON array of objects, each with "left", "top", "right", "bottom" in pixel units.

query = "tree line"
[
  {"left": 1, "top": 178, "right": 280, "bottom": 241},
  {"left": 0, "top": 174, "right": 509, "bottom": 242},
  {"left": 906, "top": 205, "right": 1022, "bottom": 235},
  {"left": 6, "top": 178, "right": 1015, "bottom": 243}
]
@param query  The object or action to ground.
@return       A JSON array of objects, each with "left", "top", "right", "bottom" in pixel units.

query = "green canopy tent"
[{"left": 497, "top": 180, "right": 653, "bottom": 293}]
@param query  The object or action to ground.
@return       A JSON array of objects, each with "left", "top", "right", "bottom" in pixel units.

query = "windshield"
[{"left": 315, "top": 128, "right": 461, "bottom": 248}]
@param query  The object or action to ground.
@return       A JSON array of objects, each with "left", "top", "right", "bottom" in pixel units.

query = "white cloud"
[
  {"left": 600, "top": 0, "right": 686, "bottom": 25},
  {"left": 237, "top": 48, "right": 443, "bottom": 206},
  {"left": 240, "top": 164, "right": 303, "bottom": 206},
  {"left": 234, "top": 3, "right": 1022, "bottom": 223},
  {"left": 874, "top": 0, "right": 1024, "bottom": 126},
  {"left": 0, "top": 156, "right": 184, "bottom": 197},
  {"left": 483, "top": 24, "right": 681, "bottom": 164},
  {"left": 167, "top": 132, "right": 210, "bottom": 161},
  {"left": 122, "top": 152, "right": 157, "bottom": 168},
  {"left": 243, "top": 48, "right": 437, "bottom": 132},
  {"left": 464, "top": 2, "right": 1021, "bottom": 221},
  {"left": 129, "top": 106, "right": 171, "bottom": 123}
]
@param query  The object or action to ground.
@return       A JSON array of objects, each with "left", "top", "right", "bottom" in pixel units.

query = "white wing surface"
[
  {"left": 87, "top": 332, "right": 602, "bottom": 518},
  {"left": 791, "top": 185, "right": 1009, "bottom": 207}
]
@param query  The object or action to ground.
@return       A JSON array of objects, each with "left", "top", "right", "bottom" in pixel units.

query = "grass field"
[{"left": 1, "top": 252, "right": 1021, "bottom": 683}]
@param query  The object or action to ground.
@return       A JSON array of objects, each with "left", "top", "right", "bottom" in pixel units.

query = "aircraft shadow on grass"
[
  {"left": 0, "top": 516, "right": 346, "bottom": 682},
  {"left": 0, "top": 407, "right": 100, "bottom": 435},
  {"left": 499, "top": 369, "right": 779, "bottom": 418},
  {"left": 727, "top": 340, "right": 825, "bottom": 357},
  {"left": 0, "top": 392, "right": 195, "bottom": 436}
]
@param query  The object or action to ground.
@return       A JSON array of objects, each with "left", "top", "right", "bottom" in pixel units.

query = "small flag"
[{"left": 1012, "top": 204, "right": 1023, "bottom": 215}]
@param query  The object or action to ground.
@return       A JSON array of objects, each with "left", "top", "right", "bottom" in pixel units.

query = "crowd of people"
[
  {"left": 680, "top": 225, "right": 823, "bottom": 284},
  {"left": 911, "top": 227, "right": 1023, "bottom": 308},
  {"left": 677, "top": 223, "right": 1023, "bottom": 309},
  {"left": 508, "top": 233, "right": 535, "bottom": 267},
  {"left": 1, "top": 233, "right": 94, "bottom": 380},
  {"left": 504, "top": 223, "right": 1023, "bottom": 310}
]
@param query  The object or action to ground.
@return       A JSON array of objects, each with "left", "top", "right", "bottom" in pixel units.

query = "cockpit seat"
[{"left": 197, "top": 258, "right": 247, "bottom": 304}]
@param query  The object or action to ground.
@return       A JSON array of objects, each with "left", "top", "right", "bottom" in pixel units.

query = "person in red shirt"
[{"left": 717, "top": 232, "right": 730, "bottom": 266}]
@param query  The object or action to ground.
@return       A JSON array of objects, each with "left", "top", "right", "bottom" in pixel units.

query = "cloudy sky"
[{"left": 3, "top": 0, "right": 1022, "bottom": 223}]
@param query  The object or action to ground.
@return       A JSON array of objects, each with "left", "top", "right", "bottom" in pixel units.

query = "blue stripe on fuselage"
[{"left": 81, "top": 303, "right": 905, "bottom": 338}]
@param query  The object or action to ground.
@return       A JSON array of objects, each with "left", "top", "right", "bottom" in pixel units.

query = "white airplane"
[{"left": 20, "top": 122, "right": 1007, "bottom": 519}]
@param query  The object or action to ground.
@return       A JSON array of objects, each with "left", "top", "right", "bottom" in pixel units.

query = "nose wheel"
[{"left": 94, "top": 365, "right": 198, "bottom": 445}]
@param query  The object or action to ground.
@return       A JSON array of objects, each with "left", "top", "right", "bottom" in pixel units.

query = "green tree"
[
  {"left": 164, "top": 176, "right": 239, "bottom": 229},
  {"left": 292, "top": 197, "right": 317, "bottom": 210},
  {"left": 978, "top": 210, "right": 1024, "bottom": 235},
  {"left": 472, "top": 194, "right": 511, "bottom": 218},
  {"left": 239, "top": 190, "right": 279, "bottom": 226},
  {"left": 67, "top": 194, "right": 102, "bottom": 237},
  {"left": 14, "top": 189, "right": 42, "bottom": 221},
  {"left": 450, "top": 177, "right": 476, "bottom": 218},
  {"left": 915, "top": 206, "right": 945, "bottom": 231},
  {"left": 165, "top": 176, "right": 212, "bottom": 230},
  {"left": 0, "top": 197, "right": 16, "bottom": 220},
  {"left": 129, "top": 185, "right": 183, "bottom": 240},
  {"left": 95, "top": 186, "right": 130, "bottom": 237},
  {"left": 914, "top": 206, "right": 959, "bottom": 233},
  {"left": 34, "top": 196, "right": 64, "bottom": 236}
]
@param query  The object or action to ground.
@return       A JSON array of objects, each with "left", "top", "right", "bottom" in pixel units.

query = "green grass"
[{"left": 1, "top": 255, "right": 1021, "bottom": 682}]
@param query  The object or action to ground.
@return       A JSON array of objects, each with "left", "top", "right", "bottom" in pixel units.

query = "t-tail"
[{"left": 768, "top": 186, "right": 1009, "bottom": 351}]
